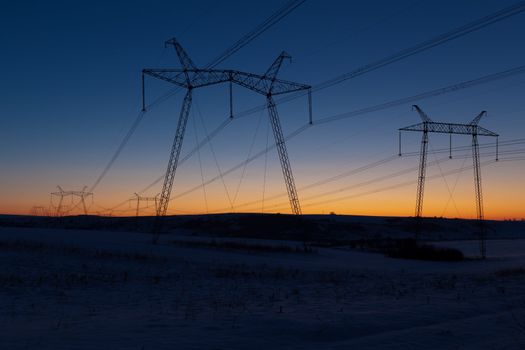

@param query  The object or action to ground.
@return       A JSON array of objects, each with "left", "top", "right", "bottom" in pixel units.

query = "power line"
[
  {"left": 156, "top": 64, "right": 525, "bottom": 208},
  {"left": 140, "top": 118, "right": 233, "bottom": 195},
  {"left": 262, "top": 117, "right": 271, "bottom": 213},
  {"left": 89, "top": 110, "right": 146, "bottom": 193},
  {"left": 208, "top": 0, "right": 306, "bottom": 67},
  {"left": 192, "top": 110, "right": 209, "bottom": 213},
  {"left": 429, "top": 143, "right": 463, "bottom": 218},
  {"left": 206, "top": 138, "right": 525, "bottom": 214},
  {"left": 201, "top": 139, "right": 518, "bottom": 214},
  {"left": 100, "top": 1, "right": 525, "bottom": 213},
  {"left": 252, "top": 156, "right": 453, "bottom": 212},
  {"left": 104, "top": 63, "right": 525, "bottom": 213},
  {"left": 315, "top": 64, "right": 525, "bottom": 125},
  {"left": 233, "top": 1, "right": 525, "bottom": 119},
  {"left": 263, "top": 155, "right": 525, "bottom": 214},
  {"left": 259, "top": 159, "right": 499, "bottom": 213},
  {"left": 232, "top": 109, "right": 265, "bottom": 206},
  {"left": 210, "top": 155, "right": 401, "bottom": 213},
  {"left": 440, "top": 156, "right": 469, "bottom": 218},
  {"left": 168, "top": 123, "right": 311, "bottom": 203},
  {"left": 106, "top": 116, "right": 234, "bottom": 212},
  {"left": 311, "top": 0, "right": 525, "bottom": 94},
  {"left": 196, "top": 100, "right": 234, "bottom": 210},
  {"left": 110, "top": 136, "right": 525, "bottom": 215}
]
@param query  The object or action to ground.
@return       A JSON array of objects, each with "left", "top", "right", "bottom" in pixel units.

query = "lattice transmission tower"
[
  {"left": 30, "top": 206, "right": 49, "bottom": 216},
  {"left": 399, "top": 105, "right": 499, "bottom": 258},
  {"left": 130, "top": 193, "right": 159, "bottom": 217},
  {"left": 50, "top": 186, "right": 93, "bottom": 216},
  {"left": 142, "top": 38, "right": 312, "bottom": 234}
]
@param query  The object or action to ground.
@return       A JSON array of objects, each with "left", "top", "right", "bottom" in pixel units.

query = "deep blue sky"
[{"left": 1, "top": 0, "right": 525, "bottom": 217}]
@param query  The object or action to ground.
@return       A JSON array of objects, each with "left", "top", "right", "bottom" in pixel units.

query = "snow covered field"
[
  {"left": 1, "top": 226, "right": 525, "bottom": 349},
  {"left": 435, "top": 239, "right": 525, "bottom": 259}
]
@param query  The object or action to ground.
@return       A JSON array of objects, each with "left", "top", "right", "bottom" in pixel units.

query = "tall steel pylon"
[
  {"left": 130, "top": 193, "right": 159, "bottom": 217},
  {"left": 142, "top": 38, "right": 311, "bottom": 236},
  {"left": 251, "top": 51, "right": 305, "bottom": 215},
  {"left": 399, "top": 105, "right": 499, "bottom": 258},
  {"left": 50, "top": 186, "right": 93, "bottom": 216},
  {"left": 30, "top": 206, "right": 49, "bottom": 216}
]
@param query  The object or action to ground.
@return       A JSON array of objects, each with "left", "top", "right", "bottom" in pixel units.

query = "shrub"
[{"left": 385, "top": 239, "right": 464, "bottom": 261}]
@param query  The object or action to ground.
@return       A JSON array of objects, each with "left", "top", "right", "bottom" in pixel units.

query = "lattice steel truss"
[
  {"left": 143, "top": 38, "right": 312, "bottom": 236},
  {"left": 131, "top": 193, "right": 159, "bottom": 217},
  {"left": 50, "top": 186, "right": 93, "bottom": 216},
  {"left": 399, "top": 105, "right": 499, "bottom": 258},
  {"left": 30, "top": 206, "right": 49, "bottom": 217}
]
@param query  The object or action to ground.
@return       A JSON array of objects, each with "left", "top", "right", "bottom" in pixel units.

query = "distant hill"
[{"left": 1, "top": 213, "right": 523, "bottom": 243}]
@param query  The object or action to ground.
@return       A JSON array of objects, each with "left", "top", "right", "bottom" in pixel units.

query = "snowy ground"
[{"left": 1, "top": 226, "right": 525, "bottom": 349}]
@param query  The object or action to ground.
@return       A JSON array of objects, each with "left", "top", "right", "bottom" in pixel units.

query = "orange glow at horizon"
[
  {"left": 2, "top": 142, "right": 524, "bottom": 221},
  {"left": 3, "top": 176, "right": 524, "bottom": 221}
]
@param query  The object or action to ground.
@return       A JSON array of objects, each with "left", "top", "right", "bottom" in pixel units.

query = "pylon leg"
[
  {"left": 415, "top": 129, "right": 429, "bottom": 239},
  {"left": 82, "top": 197, "right": 87, "bottom": 215},
  {"left": 472, "top": 133, "right": 486, "bottom": 258},
  {"left": 57, "top": 196, "right": 63, "bottom": 217},
  {"left": 267, "top": 96, "right": 301, "bottom": 215},
  {"left": 153, "top": 89, "right": 193, "bottom": 240}
]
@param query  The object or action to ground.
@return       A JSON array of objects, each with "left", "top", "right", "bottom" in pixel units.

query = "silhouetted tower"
[
  {"left": 131, "top": 193, "right": 159, "bottom": 217},
  {"left": 51, "top": 186, "right": 67, "bottom": 217},
  {"left": 239, "top": 51, "right": 306, "bottom": 215},
  {"left": 30, "top": 206, "right": 48, "bottom": 216},
  {"left": 399, "top": 105, "right": 499, "bottom": 258},
  {"left": 51, "top": 186, "right": 93, "bottom": 216},
  {"left": 142, "top": 38, "right": 311, "bottom": 236}
]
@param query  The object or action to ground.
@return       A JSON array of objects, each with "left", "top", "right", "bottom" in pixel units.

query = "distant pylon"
[
  {"left": 30, "top": 206, "right": 48, "bottom": 216},
  {"left": 50, "top": 186, "right": 93, "bottom": 216},
  {"left": 399, "top": 105, "right": 499, "bottom": 258},
  {"left": 130, "top": 193, "right": 159, "bottom": 217}
]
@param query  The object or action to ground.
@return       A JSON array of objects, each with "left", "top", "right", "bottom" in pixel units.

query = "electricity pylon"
[
  {"left": 142, "top": 38, "right": 311, "bottom": 235},
  {"left": 399, "top": 105, "right": 499, "bottom": 258},
  {"left": 30, "top": 206, "right": 48, "bottom": 216},
  {"left": 51, "top": 186, "right": 93, "bottom": 216},
  {"left": 130, "top": 193, "right": 159, "bottom": 217}
]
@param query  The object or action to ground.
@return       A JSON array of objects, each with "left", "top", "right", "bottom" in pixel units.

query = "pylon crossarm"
[
  {"left": 156, "top": 89, "right": 193, "bottom": 218},
  {"left": 259, "top": 78, "right": 309, "bottom": 95},
  {"left": 142, "top": 69, "right": 224, "bottom": 89},
  {"left": 71, "top": 191, "right": 93, "bottom": 197},
  {"left": 50, "top": 187, "right": 92, "bottom": 216},
  {"left": 51, "top": 190, "right": 92, "bottom": 197},
  {"left": 400, "top": 122, "right": 498, "bottom": 137},
  {"left": 231, "top": 74, "right": 309, "bottom": 95},
  {"left": 143, "top": 69, "right": 310, "bottom": 95}
]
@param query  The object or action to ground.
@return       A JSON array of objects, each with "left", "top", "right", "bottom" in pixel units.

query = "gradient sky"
[{"left": 1, "top": 0, "right": 525, "bottom": 219}]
